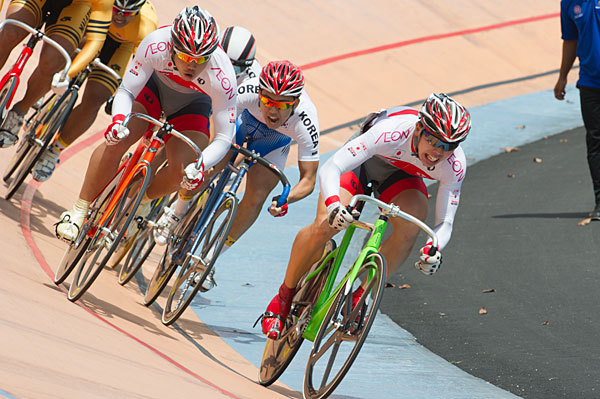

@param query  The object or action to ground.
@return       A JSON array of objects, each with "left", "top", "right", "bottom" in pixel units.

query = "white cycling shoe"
[
  {"left": 195, "top": 267, "right": 216, "bottom": 292},
  {"left": 55, "top": 208, "right": 86, "bottom": 242},
  {"left": 153, "top": 205, "right": 180, "bottom": 245},
  {"left": 32, "top": 146, "right": 60, "bottom": 182},
  {"left": 0, "top": 110, "right": 24, "bottom": 148}
]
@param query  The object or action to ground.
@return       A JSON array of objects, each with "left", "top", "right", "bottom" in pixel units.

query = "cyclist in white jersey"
[
  {"left": 260, "top": 93, "right": 472, "bottom": 339},
  {"left": 55, "top": 6, "right": 237, "bottom": 242},
  {"left": 219, "top": 25, "right": 261, "bottom": 86},
  {"left": 153, "top": 60, "right": 320, "bottom": 292}
]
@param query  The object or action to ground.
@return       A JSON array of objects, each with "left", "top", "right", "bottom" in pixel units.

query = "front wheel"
[
  {"left": 259, "top": 239, "right": 337, "bottom": 387},
  {"left": 303, "top": 252, "right": 386, "bottom": 399},
  {"left": 67, "top": 166, "right": 151, "bottom": 302},
  {"left": 161, "top": 194, "right": 238, "bottom": 326},
  {"left": 5, "top": 91, "right": 76, "bottom": 200}
]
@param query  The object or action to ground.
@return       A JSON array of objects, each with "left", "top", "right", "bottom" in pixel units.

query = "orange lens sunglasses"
[
  {"left": 112, "top": 5, "right": 139, "bottom": 17},
  {"left": 175, "top": 51, "right": 210, "bottom": 64},
  {"left": 259, "top": 93, "right": 295, "bottom": 110}
]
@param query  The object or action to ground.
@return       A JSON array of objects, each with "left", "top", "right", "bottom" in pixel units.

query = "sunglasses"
[
  {"left": 174, "top": 50, "right": 210, "bottom": 64},
  {"left": 259, "top": 93, "right": 295, "bottom": 110},
  {"left": 112, "top": 5, "right": 139, "bottom": 17},
  {"left": 422, "top": 129, "right": 459, "bottom": 151}
]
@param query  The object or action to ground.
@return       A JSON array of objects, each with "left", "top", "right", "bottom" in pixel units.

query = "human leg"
[
  {"left": 0, "top": 1, "right": 39, "bottom": 69},
  {"left": 55, "top": 101, "right": 149, "bottom": 241},
  {"left": 378, "top": 189, "right": 428, "bottom": 277},
  {"left": 579, "top": 86, "right": 600, "bottom": 218},
  {"left": 32, "top": 81, "right": 112, "bottom": 181},
  {"left": 262, "top": 189, "right": 351, "bottom": 338}
]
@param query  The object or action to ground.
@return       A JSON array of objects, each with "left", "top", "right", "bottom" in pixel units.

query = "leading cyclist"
[
  {"left": 55, "top": 6, "right": 237, "bottom": 242},
  {"left": 260, "top": 93, "right": 472, "bottom": 339},
  {"left": 30, "top": 0, "right": 159, "bottom": 181},
  {"left": 153, "top": 60, "right": 320, "bottom": 292},
  {"left": 0, "top": 0, "right": 113, "bottom": 147}
]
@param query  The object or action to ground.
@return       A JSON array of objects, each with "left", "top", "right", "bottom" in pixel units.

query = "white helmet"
[{"left": 220, "top": 26, "right": 256, "bottom": 76}]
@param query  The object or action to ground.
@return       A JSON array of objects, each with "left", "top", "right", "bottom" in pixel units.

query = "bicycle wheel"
[
  {"left": 303, "top": 252, "right": 386, "bottom": 399},
  {"left": 259, "top": 239, "right": 337, "bottom": 387},
  {"left": 162, "top": 194, "right": 238, "bottom": 326},
  {"left": 67, "top": 166, "right": 151, "bottom": 302},
  {"left": 54, "top": 164, "right": 122, "bottom": 285},
  {"left": 143, "top": 187, "right": 212, "bottom": 306},
  {"left": 3, "top": 94, "right": 53, "bottom": 182},
  {"left": 0, "top": 76, "right": 17, "bottom": 122},
  {"left": 5, "top": 91, "right": 76, "bottom": 200}
]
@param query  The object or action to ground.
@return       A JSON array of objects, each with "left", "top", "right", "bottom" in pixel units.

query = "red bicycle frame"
[{"left": 0, "top": 19, "right": 71, "bottom": 118}]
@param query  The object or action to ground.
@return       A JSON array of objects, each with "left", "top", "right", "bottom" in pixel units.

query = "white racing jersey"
[
  {"left": 112, "top": 26, "right": 237, "bottom": 169},
  {"left": 319, "top": 106, "right": 467, "bottom": 250},
  {"left": 236, "top": 76, "right": 320, "bottom": 162}
]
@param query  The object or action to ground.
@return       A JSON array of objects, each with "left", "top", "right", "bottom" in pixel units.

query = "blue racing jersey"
[{"left": 561, "top": 0, "right": 600, "bottom": 88}]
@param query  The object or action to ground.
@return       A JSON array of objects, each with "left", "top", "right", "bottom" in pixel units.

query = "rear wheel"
[
  {"left": 4, "top": 91, "right": 76, "bottom": 200},
  {"left": 259, "top": 239, "right": 337, "bottom": 387},
  {"left": 67, "top": 166, "right": 151, "bottom": 302},
  {"left": 303, "top": 252, "right": 386, "bottom": 399},
  {"left": 162, "top": 194, "right": 238, "bottom": 326}
]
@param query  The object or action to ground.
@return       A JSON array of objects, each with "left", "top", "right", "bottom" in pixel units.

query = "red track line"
[
  {"left": 19, "top": 131, "right": 240, "bottom": 399},
  {"left": 300, "top": 12, "right": 559, "bottom": 70}
]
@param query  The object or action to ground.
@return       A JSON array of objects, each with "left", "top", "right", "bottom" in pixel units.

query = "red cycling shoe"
[{"left": 259, "top": 283, "right": 295, "bottom": 340}]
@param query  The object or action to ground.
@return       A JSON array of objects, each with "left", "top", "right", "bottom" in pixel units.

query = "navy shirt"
[{"left": 561, "top": 0, "right": 600, "bottom": 88}]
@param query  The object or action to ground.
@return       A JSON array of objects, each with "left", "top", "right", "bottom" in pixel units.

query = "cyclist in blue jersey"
[{"left": 153, "top": 60, "right": 320, "bottom": 291}]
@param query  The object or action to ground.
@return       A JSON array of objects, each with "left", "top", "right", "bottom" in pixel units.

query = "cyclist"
[
  {"left": 260, "top": 93, "right": 472, "bottom": 339},
  {"left": 153, "top": 60, "right": 320, "bottom": 292},
  {"left": 220, "top": 25, "right": 261, "bottom": 86},
  {"left": 54, "top": 6, "right": 237, "bottom": 243},
  {"left": 0, "top": 0, "right": 113, "bottom": 148},
  {"left": 30, "top": 0, "right": 158, "bottom": 182}
]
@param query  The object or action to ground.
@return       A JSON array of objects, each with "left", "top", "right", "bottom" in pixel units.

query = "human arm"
[
  {"left": 554, "top": 40, "right": 577, "bottom": 100},
  {"left": 268, "top": 159, "right": 318, "bottom": 216},
  {"left": 66, "top": 0, "right": 112, "bottom": 79}
]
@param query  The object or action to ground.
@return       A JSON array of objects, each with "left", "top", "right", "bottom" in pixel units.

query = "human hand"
[
  {"left": 326, "top": 199, "right": 359, "bottom": 231},
  {"left": 51, "top": 72, "right": 70, "bottom": 96},
  {"left": 104, "top": 114, "right": 129, "bottom": 145},
  {"left": 269, "top": 195, "right": 288, "bottom": 217},
  {"left": 181, "top": 161, "right": 205, "bottom": 190},
  {"left": 414, "top": 243, "right": 442, "bottom": 275},
  {"left": 554, "top": 77, "right": 567, "bottom": 100}
]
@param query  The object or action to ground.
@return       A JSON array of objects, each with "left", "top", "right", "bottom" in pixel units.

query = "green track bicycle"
[{"left": 259, "top": 193, "right": 438, "bottom": 399}]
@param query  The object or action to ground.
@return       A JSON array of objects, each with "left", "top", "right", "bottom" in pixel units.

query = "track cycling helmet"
[
  {"left": 419, "top": 93, "right": 471, "bottom": 143},
  {"left": 220, "top": 26, "right": 256, "bottom": 76},
  {"left": 114, "top": 0, "right": 146, "bottom": 10},
  {"left": 171, "top": 6, "right": 219, "bottom": 57},
  {"left": 259, "top": 60, "right": 304, "bottom": 97}
]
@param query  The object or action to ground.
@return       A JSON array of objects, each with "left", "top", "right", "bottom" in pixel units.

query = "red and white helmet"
[
  {"left": 171, "top": 6, "right": 219, "bottom": 57},
  {"left": 419, "top": 93, "right": 471, "bottom": 143},
  {"left": 259, "top": 60, "right": 305, "bottom": 98}
]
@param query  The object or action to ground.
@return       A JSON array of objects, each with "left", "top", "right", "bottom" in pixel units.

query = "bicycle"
[
  {"left": 0, "top": 19, "right": 70, "bottom": 125},
  {"left": 3, "top": 48, "right": 121, "bottom": 199},
  {"left": 258, "top": 194, "right": 439, "bottom": 399},
  {"left": 142, "top": 141, "right": 291, "bottom": 326},
  {"left": 53, "top": 112, "right": 204, "bottom": 303}
]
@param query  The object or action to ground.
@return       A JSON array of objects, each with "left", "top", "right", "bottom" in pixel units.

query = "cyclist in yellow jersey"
[
  {"left": 31, "top": 0, "right": 158, "bottom": 181},
  {"left": 0, "top": 0, "right": 112, "bottom": 148}
]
